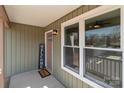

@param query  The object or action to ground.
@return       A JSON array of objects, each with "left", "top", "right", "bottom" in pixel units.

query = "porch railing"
[{"left": 85, "top": 55, "right": 122, "bottom": 88}]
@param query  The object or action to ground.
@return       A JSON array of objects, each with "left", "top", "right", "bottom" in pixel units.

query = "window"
[
  {"left": 85, "top": 9, "right": 120, "bottom": 48},
  {"left": 84, "top": 49, "right": 122, "bottom": 87},
  {"left": 61, "top": 6, "right": 124, "bottom": 88},
  {"left": 63, "top": 23, "right": 80, "bottom": 73},
  {"left": 64, "top": 23, "right": 79, "bottom": 46},
  {"left": 83, "top": 8, "right": 122, "bottom": 88}
]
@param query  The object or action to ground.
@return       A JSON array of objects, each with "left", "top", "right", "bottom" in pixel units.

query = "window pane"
[
  {"left": 64, "top": 47, "right": 79, "bottom": 73},
  {"left": 85, "top": 9, "right": 120, "bottom": 48},
  {"left": 64, "top": 23, "right": 79, "bottom": 46},
  {"left": 84, "top": 49, "right": 122, "bottom": 88}
]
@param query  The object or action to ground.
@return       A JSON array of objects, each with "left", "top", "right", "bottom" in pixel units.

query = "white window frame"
[
  {"left": 61, "top": 17, "right": 82, "bottom": 80},
  {"left": 61, "top": 5, "right": 124, "bottom": 88}
]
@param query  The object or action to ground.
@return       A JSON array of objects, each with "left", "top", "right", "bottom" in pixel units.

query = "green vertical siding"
[
  {"left": 5, "top": 23, "right": 45, "bottom": 77},
  {"left": 45, "top": 5, "right": 100, "bottom": 88}
]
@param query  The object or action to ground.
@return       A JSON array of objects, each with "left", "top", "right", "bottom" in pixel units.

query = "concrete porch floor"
[{"left": 9, "top": 70, "right": 65, "bottom": 88}]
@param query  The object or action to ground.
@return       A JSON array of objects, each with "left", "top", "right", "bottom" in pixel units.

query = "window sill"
[{"left": 82, "top": 77, "right": 104, "bottom": 88}]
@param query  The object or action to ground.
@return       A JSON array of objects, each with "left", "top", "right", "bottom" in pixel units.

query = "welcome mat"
[{"left": 38, "top": 68, "right": 51, "bottom": 78}]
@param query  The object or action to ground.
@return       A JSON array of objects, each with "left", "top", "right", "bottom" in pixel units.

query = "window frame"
[
  {"left": 61, "top": 5, "right": 124, "bottom": 88},
  {"left": 61, "top": 17, "right": 82, "bottom": 80}
]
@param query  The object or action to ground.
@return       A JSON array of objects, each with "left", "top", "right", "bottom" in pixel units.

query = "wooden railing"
[{"left": 85, "top": 55, "right": 122, "bottom": 88}]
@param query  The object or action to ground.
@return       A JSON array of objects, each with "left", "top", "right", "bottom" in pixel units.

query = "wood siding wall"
[
  {"left": 0, "top": 19, "right": 5, "bottom": 87},
  {"left": 5, "top": 22, "right": 45, "bottom": 78},
  {"left": 45, "top": 5, "right": 100, "bottom": 88}
]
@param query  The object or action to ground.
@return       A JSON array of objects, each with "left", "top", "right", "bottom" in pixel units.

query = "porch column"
[{"left": 0, "top": 19, "right": 5, "bottom": 88}]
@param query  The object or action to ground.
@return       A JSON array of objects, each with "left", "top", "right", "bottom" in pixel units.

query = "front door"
[{"left": 45, "top": 31, "right": 53, "bottom": 73}]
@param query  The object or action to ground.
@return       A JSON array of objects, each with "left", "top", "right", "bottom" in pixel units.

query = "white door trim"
[{"left": 45, "top": 30, "right": 53, "bottom": 73}]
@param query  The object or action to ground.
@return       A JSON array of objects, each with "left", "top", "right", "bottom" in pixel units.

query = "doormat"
[{"left": 38, "top": 68, "right": 51, "bottom": 78}]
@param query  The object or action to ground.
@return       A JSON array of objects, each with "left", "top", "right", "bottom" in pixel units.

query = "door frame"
[{"left": 45, "top": 30, "right": 53, "bottom": 73}]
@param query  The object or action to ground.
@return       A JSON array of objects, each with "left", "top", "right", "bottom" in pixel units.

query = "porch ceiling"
[{"left": 4, "top": 5, "right": 80, "bottom": 27}]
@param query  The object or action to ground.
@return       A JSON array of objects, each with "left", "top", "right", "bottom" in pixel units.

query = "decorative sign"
[{"left": 38, "top": 44, "right": 45, "bottom": 69}]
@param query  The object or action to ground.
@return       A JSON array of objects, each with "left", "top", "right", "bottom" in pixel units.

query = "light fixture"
[
  {"left": 94, "top": 24, "right": 101, "bottom": 28},
  {"left": 52, "top": 29, "right": 58, "bottom": 35},
  {"left": 94, "top": 21, "right": 101, "bottom": 28}
]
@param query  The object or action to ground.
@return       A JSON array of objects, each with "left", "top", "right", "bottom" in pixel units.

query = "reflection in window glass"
[
  {"left": 64, "top": 47, "right": 79, "bottom": 73},
  {"left": 64, "top": 23, "right": 79, "bottom": 46},
  {"left": 84, "top": 49, "right": 122, "bottom": 88},
  {"left": 85, "top": 9, "right": 120, "bottom": 48}
]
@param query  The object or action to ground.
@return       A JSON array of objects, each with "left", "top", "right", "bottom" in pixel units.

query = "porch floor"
[{"left": 9, "top": 70, "right": 65, "bottom": 88}]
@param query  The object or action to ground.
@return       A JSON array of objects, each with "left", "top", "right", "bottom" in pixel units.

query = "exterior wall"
[
  {"left": 45, "top": 5, "right": 100, "bottom": 88},
  {"left": 5, "top": 22, "right": 45, "bottom": 78},
  {"left": 0, "top": 19, "right": 5, "bottom": 87}
]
